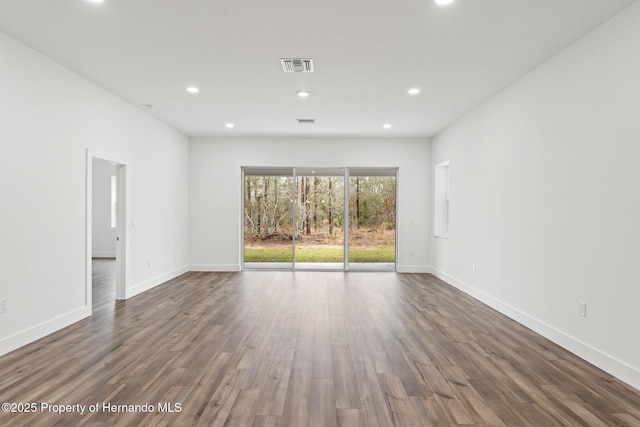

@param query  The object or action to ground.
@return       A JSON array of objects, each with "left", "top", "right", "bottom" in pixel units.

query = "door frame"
[{"left": 86, "top": 148, "right": 128, "bottom": 306}]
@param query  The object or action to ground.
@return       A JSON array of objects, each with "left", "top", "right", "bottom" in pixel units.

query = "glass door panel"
[
  {"left": 348, "top": 168, "right": 396, "bottom": 271},
  {"left": 243, "top": 167, "right": 294, "bottom": 269},
  {"left": 294, "top": 168, "right": 345, "bottom": 270}
]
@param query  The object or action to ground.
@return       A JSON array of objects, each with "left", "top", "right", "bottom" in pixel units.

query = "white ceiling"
[{"left": 0, "top": 0, "right": 635, "bottom": 138}]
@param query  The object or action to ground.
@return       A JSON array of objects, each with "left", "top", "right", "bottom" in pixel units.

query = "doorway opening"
[
  {"left": 87, "top": 151, "right": 127, "bottom": 314},
  {"left": 242, "top": 167, "right": 396, "bottom": 271}
]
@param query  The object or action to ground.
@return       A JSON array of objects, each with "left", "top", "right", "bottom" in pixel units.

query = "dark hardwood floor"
[
  {"left": 92, "top": 257, "right": 117, "bottom": 316},
  {"left": 1, "top": 261, "right": 639, "bottom": 426}
]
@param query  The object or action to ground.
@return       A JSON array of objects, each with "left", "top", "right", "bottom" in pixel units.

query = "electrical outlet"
[
  {"left": 472, "top": 264, "right": 477, "bottom": 274},
  {"left": 578, "top": 301, "right": 587, "bottom": 317},
  {"left": 0, "top": 299, "right": 6, "bottom": 314}
]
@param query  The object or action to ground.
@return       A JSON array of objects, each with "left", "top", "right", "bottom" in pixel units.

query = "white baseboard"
[
  {"left": 190, "top": 264, "right": 241, "bottom": 272},
  {"left": 92, "top": 252, "right": 115, "bottom": 258},
  {"left": 0, "top": 305, "right": 91, "bottom": 357},
  {"left": 125, "top": 265, "right": 190, "bottom": 299},
  {"left": 397, "top": 265, "right": 431, "bottom": 273},
  {"left": 430, "top": 267, "right": 640, "bottom": 391}
]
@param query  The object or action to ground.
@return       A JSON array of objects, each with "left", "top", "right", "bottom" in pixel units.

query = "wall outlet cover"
[{"left": 578, "top": 301, "right": 587, "bottom": 317}]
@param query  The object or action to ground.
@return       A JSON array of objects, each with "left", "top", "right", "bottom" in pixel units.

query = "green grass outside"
[{"left": 244, "top": 247, "right": 395, "bottom": 263}]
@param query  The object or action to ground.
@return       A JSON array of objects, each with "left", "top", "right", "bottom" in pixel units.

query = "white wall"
[
  {"left": 92, "top": 159, "right": 116, "bottom": 257},
  {"left": 0, "top": 32, "right": 190, "bottom": 356},
  {"left": 189, "top": 137, "right": 431, "bottom": 272},
  {"left": 430, "top": 3, "right": 640, "bottom": 389}
]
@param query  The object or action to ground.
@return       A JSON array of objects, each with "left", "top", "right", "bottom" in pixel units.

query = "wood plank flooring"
[{"left": 1, "top": 260, "right": 639, "bottom": 426}]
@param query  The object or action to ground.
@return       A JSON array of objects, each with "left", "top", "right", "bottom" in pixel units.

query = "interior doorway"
[
  {"left": 91, "top": 158, "right": 117, "bottom": 312},
  {"left": 242, "top": 166, "right": 396, "bottom": 271},
  {"left": 87, "top": 151, "right": 127, "bottom": 312}
]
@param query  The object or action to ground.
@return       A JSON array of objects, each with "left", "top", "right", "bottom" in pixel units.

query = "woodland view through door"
[{"left": 242, "top": 167, "right": 396, "bottom": 271}]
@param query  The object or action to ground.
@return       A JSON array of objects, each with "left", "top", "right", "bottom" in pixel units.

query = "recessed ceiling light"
[
  {"left": 86, "top": 0, "right": 104, "bottom": 3},
  {"left": 297, "top": 91, "right": 310, "bottom": 98},
  {"left": 225, "top": 123, "right": 235, "bottom": 128},
  {"left": 435, "top": 0, "right": 455, "bottom": 5},
  {"left": 408, "top": 88, "right": 421, "bottom": 95},
  {"left": 186, "top": 86, "right": 199, "bottom": 94},
  {"left": 383, "top": 124, "right": 392, "bottom": 129}
]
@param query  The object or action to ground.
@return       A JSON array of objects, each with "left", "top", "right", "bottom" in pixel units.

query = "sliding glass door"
[
  {"left": 242, "top": 167, "right": 396, "bottom": 271},
  {"left": 294, "top": 168, "right": 345, "bottom": 270},
  {"left": 347, "top": 168, "right": 396, "bottom": 271},
  {"left": 243, "top": 168, "right": 294, "bottom": 270}
]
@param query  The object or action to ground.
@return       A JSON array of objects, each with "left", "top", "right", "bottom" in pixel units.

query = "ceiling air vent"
[
  {"left": 297, "top": 119, "right": 315, "bottom": 124},
  {"left": 281, "top": 58, "right": 314, "bottom": 73}
]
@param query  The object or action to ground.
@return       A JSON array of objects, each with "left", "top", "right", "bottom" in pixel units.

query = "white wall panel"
[
  {"left": 0, "top": 33, "right": 189, "bottom": 355},
  {"left": 189, "top": 137, "right": 431, "bottom": 272},
  {"left": 431, "top": 3, "right": 640, "bottom": 389}
]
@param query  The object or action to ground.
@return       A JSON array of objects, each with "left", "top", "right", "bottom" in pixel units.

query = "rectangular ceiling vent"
[
  {"left": 281, "top": 58, "right": 314, "bottom": 73},
  {"left": 297, "top": 119, "right": 315, "bottom": 124}
]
